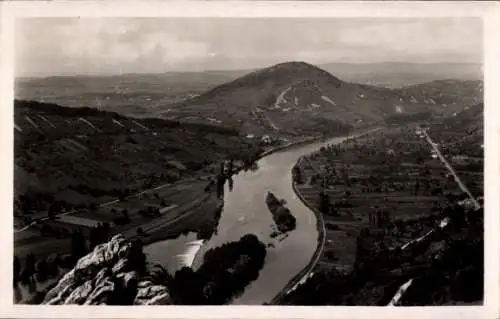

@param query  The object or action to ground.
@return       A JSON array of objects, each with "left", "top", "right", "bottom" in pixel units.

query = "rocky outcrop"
[{"left": 42, "top": 234, "right": 172, "bottom": 305}]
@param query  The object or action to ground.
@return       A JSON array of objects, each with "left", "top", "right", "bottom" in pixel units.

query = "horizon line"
[{"left": 16, "top": 60, "right": 483, "bottom": 79}]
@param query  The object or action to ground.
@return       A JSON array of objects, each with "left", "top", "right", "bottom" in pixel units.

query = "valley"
[
  {"left": 13, "top": 60, "right": 484, "bottom": 306},
  {"left": 279, "top": 103, "right": 483, "bottom": 305}
]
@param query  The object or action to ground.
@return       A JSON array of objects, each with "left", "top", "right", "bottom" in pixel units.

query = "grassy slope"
[{"left": 14, "top": 100, "right": 262, "bottom": 217}]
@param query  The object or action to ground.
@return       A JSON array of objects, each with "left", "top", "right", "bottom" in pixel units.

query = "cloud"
[
  {"left": 15, "top": 17, "right": 482, "bottom": 76},
  {"left": 16, "top": 18, "right": 211, "bottom": 75},
  {"left": 335, "top": 19, "right": 482, "bottom": 63}
]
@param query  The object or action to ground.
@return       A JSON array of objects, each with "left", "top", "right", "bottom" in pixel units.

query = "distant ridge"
[
  {"left": 159, "top": 61, "right": 481, "bottom": 136},
  {"left": 16, "top": 61, "right": 483, "bottom": 132},
  {"left": 18, "top": 61, "right": 481, "bottom": 85}
]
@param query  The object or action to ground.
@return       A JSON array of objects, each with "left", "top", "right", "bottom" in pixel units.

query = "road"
[
  {"left": 14, "top": 178, "right": 205, "bottom": 233},
  {"left": 14, "top": 180, "right": 212, "bottom": 258},
  {"left": 386, "top": 128, "right": 482, "bottom": 306},
  {"left": 422, "top": 129, "right": 481, "bottom": 210}
]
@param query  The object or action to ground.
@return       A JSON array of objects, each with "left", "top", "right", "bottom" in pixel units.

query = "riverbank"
[
  {"left": 269, "top": 127, "right": 384, "bottom": 304},
  {"left": 138, "top": 194, "right": 223, "bottom": 246},
  {"left": 188, "top": 135, "right": 326, "bottom": 272},
  {"left": 275, "top": 122, "right": 484, "bottom": 305},
  {"left": 76, "top": 135, "right": 319, "bottom": 259},
  {"left": 268, "top": 169, "right": 326, "bottom": 304}
]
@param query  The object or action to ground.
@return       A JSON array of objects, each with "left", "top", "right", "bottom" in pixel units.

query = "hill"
[
  {"left": 397, "top": 80, "right": 483, "bottom": 116},
  {"left": 15, "top": 62, "right": 483, "bottom": 139},
  {"left": 13, "top": 99, "right": 262, "bottom": 219},
  {"left": 15, "top": 62, "right": 482, "bottom": 121},
  {"left": 163, "top": 61, "right": 482, "bottom": 136}
]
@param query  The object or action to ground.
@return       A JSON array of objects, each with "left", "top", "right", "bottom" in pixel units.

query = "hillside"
[
  {"left": 16, "top": 62, "right": 482, "bottom": 123},
  {"left": 14, "top": 100, "right": 262, "bottom": 221},
  {"left": 163, "top": 62, "right": 482, "bottom": 136},
  {"left": 398, "top": 80, "right": 483, "bottom": 117}
]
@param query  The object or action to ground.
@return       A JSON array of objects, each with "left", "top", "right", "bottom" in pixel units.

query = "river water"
[{"left": 145, "top": 134, "right": 355, "bottom": 305}]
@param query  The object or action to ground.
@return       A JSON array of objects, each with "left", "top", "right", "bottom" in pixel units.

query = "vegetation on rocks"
[{"left": 25, "top": 232, "right": 267, "bottom": 305}]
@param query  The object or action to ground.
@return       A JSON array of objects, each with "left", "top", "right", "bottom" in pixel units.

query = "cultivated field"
[{"left": 287, "top": 105, "right": 483, "bottom": 305}]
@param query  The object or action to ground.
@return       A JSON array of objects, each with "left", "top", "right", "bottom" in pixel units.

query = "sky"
[{"left": 15, "top": 17, "right": 483, "bottom": 77}]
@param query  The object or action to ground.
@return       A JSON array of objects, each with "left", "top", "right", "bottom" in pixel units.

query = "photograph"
[{"left": 2, "top": 2, "right": 497, "bottom": 316}]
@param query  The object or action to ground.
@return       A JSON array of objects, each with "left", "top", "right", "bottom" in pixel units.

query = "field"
[{"left": 286, "top": 104, "right": 483, "bottom": 305}]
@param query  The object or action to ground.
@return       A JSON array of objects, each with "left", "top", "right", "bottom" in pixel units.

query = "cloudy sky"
[{"left": 15, "top": 17, "right": 482, "bottom": 77}]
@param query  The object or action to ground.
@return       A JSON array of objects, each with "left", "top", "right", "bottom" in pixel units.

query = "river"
[{"left": 145, "top": 134, "right": 358, "bottom": 305}]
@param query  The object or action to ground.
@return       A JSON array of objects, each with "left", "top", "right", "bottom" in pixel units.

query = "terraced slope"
[{"left": 14, "top": 100, "right": 262, "bottom": 219}]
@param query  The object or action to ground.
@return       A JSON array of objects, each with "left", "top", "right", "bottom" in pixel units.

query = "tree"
[
  {"left": 47, "top": 206, "right": 56, "bottom": 220},
  {"left": 172, "top": 267, "right": 205, "bottom": 304},
  {"left": 414, "top": 179, "right": 421, "bottom": 196},
  {"left": 89, "top": 203, "right": 98, "bottom": 212},
  {"left": 21, "top": 253, "right": 36, "bottom": 284},
  {"left": 329, "top": 202, "right": 338, "bottom": 216},
  {"left": 36, "top": 259, "right": 49, "bottom": 282},
  {"left": 219, "top": 162, "right": 225, "bottom": 176},
  {"left": 118, "top": 193, "right": 126, "bottom": 202},
  {"left": 136, "top": 227, "right": 144, "bottom": 237},
  {"left": 13, "top": 255, "right": 20, "bottom": 286},
  {"left": 103, "top": 222, "right": 111, "bottom": 241},
  {"left": 292, "top": 166, "right": 303, "bottom": 184},
  {"left": 318, "top": 191, "right": 330, "bottom": 215},
  {"left": 216, "top": 174, "right": 226, "bottom": 199},
  {"left": 89, "top": 226, "right": 98, "bottom": 250},
  {"left": 228, "top": 160, "right": 234, "bottom": 174},
  {"left": 70, "top": 229, "right": 87, "bottom": 259},
  {"left": 376, "top": 209, "right": 383, "bottom": 228},
  {"left": 128, "top": 239, "right": 147, "bottom": 275}
]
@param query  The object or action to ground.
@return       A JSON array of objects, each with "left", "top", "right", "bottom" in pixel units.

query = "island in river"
[{"left": 265, "top": 191, "right": 296, "bottom": 234}]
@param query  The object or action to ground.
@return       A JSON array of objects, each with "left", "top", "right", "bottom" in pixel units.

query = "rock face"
[{"left": 42, "top": 234, "right": 172, "bottom": 305}]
